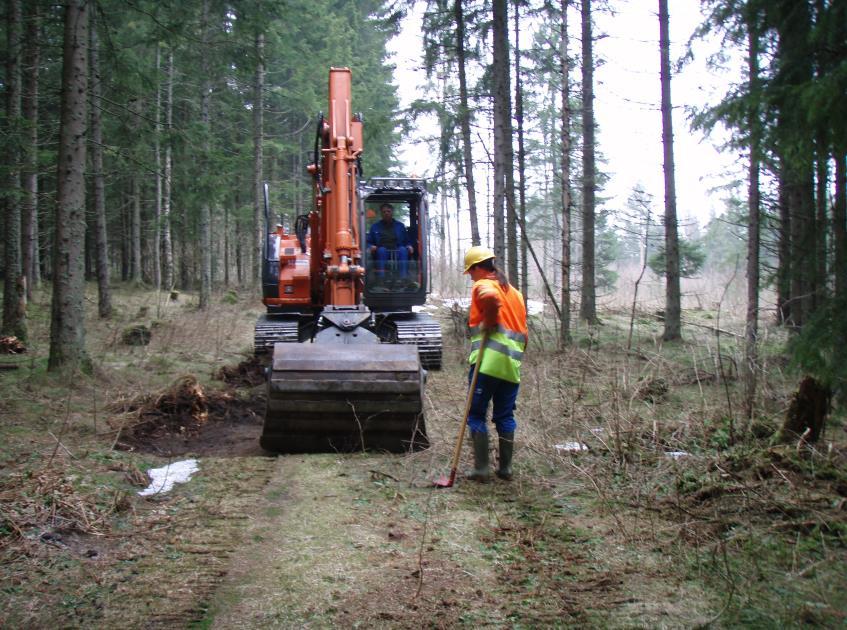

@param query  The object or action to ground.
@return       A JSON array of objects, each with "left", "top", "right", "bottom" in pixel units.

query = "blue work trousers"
[
  {"left": 374, "top": 246, "right": 409, "bottom": 277},
  {"left": 466, "top": 368, "right": 519, "bottom": 435}
]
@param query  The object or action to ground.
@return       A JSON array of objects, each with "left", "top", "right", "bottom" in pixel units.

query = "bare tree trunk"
[
  {"left": 776, "top": 171, "right": 791, "bottom": 323},
  {"left": 835, "top": 153, "right": 846, "bottom": 302},
  {"left": 198, "top": 0, "right": 212, "bottom": 309},
  {"left": 743, "top": 26, "right": 760, "bottom": 420},
  {"left": 90, "top": 14, "right": 111, "bottom": 318},
  {"left": 224, "top": 203, "right": 230, "bottom": 287},
  {"left": 814, "top": 132, "right": 827, "bottom": 310},
  {"left": 253, "top": 30, "right": 264, "bottom": 287},
  {"left": 162, "top": 49, "right": 174, "bottom": 291},
  {"left": 153, "top": 43, "right": 162, "bottom": 292},
  {"left": 21, "top": 1, "right": 39, "bottom": 301},
  {"left": 493, "top": 0, "right": 517, "bottom": 284},
  {"left": 454, "top": 0, "right": 480, "bottom": 246},
  {"left": 3, "top": 0, "right": 26, "bottom": 340},
  {"left": 579, "top": 0, "right": 598, "bottom": 324},
  {"left": 127, "top": 96, "right": 143, "bottom": 284},
  {"left": 130, "top": 172, "right": 142, "bottom": 284},
  {"left": 514, "top": 1, "right": 528, "bottom": 297},
  {"left": 659, "top": 0, "right": 681, "bottom": 340},
  {"left": 492, "top": 0, "right": 511, "bottom": 265},
  {"left": 49, "top": 0, "right": 90, "bottom": 373},
  {"left": 559, "top": 0, "right": 572, "bottom": 346},
  {"left": 787, "top": 171, "right": 814, "bottom": 327}
]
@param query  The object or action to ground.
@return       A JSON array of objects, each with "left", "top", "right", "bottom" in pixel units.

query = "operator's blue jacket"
[{"left": 367, "top": 219, "right": 409, "bottom": 250}]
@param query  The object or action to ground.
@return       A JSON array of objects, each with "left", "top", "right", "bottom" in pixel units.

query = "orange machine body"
[{"left": 262, "top": 224, "right": 312, "bottom": 307}]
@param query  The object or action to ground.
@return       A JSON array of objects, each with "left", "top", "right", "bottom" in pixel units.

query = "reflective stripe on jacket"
[{"left": 468, "top": 277, "right": 528, "bottom": 383}]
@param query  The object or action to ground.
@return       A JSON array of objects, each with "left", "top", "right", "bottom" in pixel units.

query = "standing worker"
[{"left": 463, "top": 246, "right": 528, "bottom": 481}]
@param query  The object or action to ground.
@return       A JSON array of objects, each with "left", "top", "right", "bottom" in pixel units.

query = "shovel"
[{"left": 434, "top": 333, "right": 487, "bottom": 488}]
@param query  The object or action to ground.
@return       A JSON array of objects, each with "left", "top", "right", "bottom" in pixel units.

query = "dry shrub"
[{"left": 0, "top": 465, "right": 131, "bottom": 549}]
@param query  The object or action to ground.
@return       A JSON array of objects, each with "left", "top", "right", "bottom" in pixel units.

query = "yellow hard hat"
[{"left": 463, "top": 246, "right": 495, "bottom": 273}]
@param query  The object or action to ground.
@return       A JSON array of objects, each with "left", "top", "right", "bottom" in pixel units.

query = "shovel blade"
[{"left": 433, "top": 469, "right": 457, "bottom": 488}]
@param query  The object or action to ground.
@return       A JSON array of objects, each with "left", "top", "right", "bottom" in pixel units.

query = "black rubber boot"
[
  {"left": 467, "top": 431, "right": 490, "bottom": 482},
  {"left": 496, "top": 432, "right": 514, "bottom": 481}
]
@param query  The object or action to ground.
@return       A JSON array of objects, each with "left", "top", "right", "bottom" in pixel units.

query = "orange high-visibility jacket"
[{"left": 468, "top": 276, "right": 528, "bottom": 383}]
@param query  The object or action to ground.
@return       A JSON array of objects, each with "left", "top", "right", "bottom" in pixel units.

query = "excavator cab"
[{"left": 361, "top": 178, "right": 429, "bottom": 311}]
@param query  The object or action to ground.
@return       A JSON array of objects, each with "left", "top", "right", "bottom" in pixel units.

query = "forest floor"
[{"left": 1, "top": 284, "right": 846, "bottom": 628}]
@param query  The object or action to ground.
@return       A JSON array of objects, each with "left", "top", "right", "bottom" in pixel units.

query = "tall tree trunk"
[
  {"left": 21, "top": 0, "right": 39, "bottom": 301},
  {"left": 253, "top": 30, "right": 264, "bottom": 287},
  {"left": 162, "top": 49, "right": 174, "bottom": 291},
  {"left": 659, "top": 0, "right": 681, "bottom": 340},
  {"left": 579, "top": 0, "right": 598, "bottom": 324},
  {"left": 776, "top": 2, "right": 814, "bottom": 328},
  {"left": 776, "top": 171, "right": 791, "bottom": 323},
  {"left": 814, "top": 132, "right": 827, "bottom": 309},
  {"left": 559, "top": 0, "right": 572, "bottom": 346},
  {"left": 153, "top": 43, "right": 162, "bottom": 292},
  {"left": 514, "top": 1, "right": 528, "bottom": 297},
  {"left": 491, "top": 0, "right": 511, "bottom": 266},
  {"left": 90, "top": 16, "right": 111, "bottom": 318},
  {"left": 440, "top": 182, "right": 448, "bottom": 294},
  {"left": 787, "top": 169, "right": 814, "bottom": 327},
  {"left": 49, "top": 0, "right": 90, "bottom": 373},
  {"left": 198, "top": 0, "right": 212, "bottom": 309},
  {"left": 128, "top": 98, "right": 142, "bottom": 284},
  {"left": 224, "top": 203, "right": 230, "bottom": 287},
  {"left": 744, "top": 26, "right": 761, "bottom": 420},
  {"left": 454, "top": 0, "right": 480, "bottom": 247},
  {"left": 835, "top": 153, "right": 846, "bottom": 302},
  {"left": 3, "top": 0, "right": 26, "bottom": 340},
  {"left": 493, "top": 0, "right": 517, "bottom": 284}
]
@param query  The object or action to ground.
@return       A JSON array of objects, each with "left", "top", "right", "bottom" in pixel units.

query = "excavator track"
[
  {"left": 261, "top": 343, "right": 427, "bottom": 453},
  {"left": 393, "top": 314, "right": 442, "bottom": 370},
  {"left": 254, "top": 314, "right": 300, "bottom": 356}
]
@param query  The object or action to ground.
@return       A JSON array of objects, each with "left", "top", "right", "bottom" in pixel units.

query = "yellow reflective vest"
[{"left": 468, "top": 277, "right": 528, "bottom": 383}]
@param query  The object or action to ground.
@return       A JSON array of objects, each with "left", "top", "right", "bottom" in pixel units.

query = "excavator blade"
[{"left": 261, "top": 343, "right": 428, "bottom": 453}]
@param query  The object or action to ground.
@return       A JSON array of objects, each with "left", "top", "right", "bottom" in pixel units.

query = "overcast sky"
[{"left": 387, "top": 1, "right": 743, "bottom": 235}]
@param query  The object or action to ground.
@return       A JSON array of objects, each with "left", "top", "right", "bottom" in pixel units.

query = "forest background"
[{"left": 1, "top": 0, "right": 845, "bottom": 399}]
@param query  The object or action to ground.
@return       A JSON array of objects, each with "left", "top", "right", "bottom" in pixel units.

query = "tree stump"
[{"left": 779, "top": 376, "right": 830, "bottom": 444}]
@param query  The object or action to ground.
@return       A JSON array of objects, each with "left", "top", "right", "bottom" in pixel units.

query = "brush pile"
[
  {"left": 0, "top": 336, "right": 26, "bottom": 354},
  {"left": 213, "top": 356, "right": 265, "bottom": 388},
  {"left": 111, "top": 375, "right": 210, "bottom": 440}
]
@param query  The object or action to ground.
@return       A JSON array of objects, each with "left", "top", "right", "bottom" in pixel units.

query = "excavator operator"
[
  {"left": 367, "top": 203, "right": 413, "bottom": 283},
  {"left": 463, "top": 246, "right": 528, "bottom": 482}
]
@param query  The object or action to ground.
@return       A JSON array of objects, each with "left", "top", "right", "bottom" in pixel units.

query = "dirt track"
[{"left": 72, "top": 358, "right": 716, "bottom": 628}]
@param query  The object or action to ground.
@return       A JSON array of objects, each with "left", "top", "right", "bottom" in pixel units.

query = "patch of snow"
[
  {"left": 665, "top": 451, "right": 689, "bottom": 459},
  {"left": 442, "top": 297, "right": 471, "bottom": 310},
  {"left": 138, "top": 459, "right": 199, "bottom": 497},
  {"left": 526, "top": 300, "right": 545, "bottom": 316},
  {"left": 554, "top": 442, "right": 589, "bottom": 453}
]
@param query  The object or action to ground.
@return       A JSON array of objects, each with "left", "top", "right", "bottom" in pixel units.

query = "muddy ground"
[{"left": 1, "top": 289, "right": 845, "bottom": 628}]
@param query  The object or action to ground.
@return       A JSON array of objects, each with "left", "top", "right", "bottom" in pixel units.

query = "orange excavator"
[{"left": 255, "top": 68, "right": 442, "bottom": 453}]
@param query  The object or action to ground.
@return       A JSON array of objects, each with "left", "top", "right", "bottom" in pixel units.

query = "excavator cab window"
[{"left": 364, "top": 200, "right": 422, "bottom": 294}]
